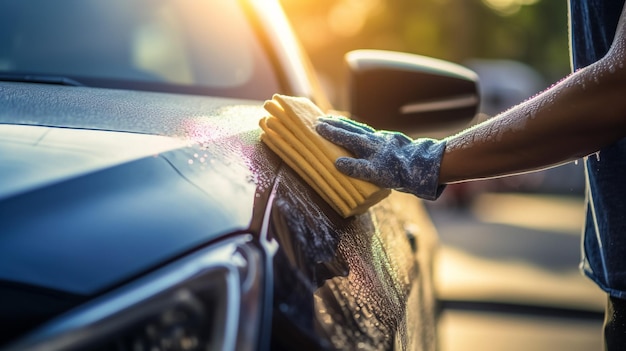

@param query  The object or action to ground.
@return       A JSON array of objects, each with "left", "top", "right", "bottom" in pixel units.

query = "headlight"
[{"left": 6, "top": 235, "right": 264, "bottom": 351}]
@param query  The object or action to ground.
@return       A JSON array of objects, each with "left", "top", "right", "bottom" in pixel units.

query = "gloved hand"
[{"left": 315, "top": 116, "right": 446, "bottom": 200}]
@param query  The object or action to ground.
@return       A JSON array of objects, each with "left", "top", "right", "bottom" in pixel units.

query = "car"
[{"left": 0, "top": 0, "right": 479, "bottom": 350}]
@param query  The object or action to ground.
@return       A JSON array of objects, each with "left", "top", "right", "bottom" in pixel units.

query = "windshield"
[{"left": 0, "top": 0, "right": 281, "bottom": 100}]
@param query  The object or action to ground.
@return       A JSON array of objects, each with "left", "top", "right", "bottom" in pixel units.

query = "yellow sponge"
[{"left": 259, "top": 94, "right": 390, "bottom": 218}]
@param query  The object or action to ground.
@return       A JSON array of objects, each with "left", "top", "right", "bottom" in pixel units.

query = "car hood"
[{"left": 0, "top": 82, "right": 279, "bottom": 295}]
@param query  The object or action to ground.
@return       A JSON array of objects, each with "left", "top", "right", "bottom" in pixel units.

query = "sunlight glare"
[
  {"left": 481, "top": 0, "right": 539, "bottom": 16},
  {"left": 327, "top": 0, "right": 382, "bottom": 37}
]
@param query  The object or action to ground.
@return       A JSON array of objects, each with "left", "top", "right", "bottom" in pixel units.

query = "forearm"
[{"left": 439, "top": 54, "right": 626, "bottom": 184}]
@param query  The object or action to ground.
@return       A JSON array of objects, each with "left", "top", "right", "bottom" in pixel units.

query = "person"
[{"left": 315, "top": 1, "right": 626, "bottom": 349}]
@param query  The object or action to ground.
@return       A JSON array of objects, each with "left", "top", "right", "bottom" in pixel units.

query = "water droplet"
[{"left": 188, "top": 159, "right": 194, "bottom": 165}]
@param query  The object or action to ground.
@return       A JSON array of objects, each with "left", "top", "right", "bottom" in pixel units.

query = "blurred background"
[
  {"left": 280, "top": 1, "right": 605, "bottom": 350},
  {"left": 280, "top": 0, "right": 570, "bottom": 107}
]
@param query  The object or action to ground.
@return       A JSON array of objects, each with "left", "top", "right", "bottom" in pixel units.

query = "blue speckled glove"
[{"left": 315, "top": 116, "right": 446, "bottom": 200}]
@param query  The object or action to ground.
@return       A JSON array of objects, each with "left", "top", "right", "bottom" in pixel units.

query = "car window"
[{"left": 0, "top": 0, "right": 280, "bottom": 99}]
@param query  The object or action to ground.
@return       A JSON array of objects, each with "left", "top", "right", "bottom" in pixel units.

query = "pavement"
[{"left": 425, "top": 191, "right": 607, "bottom": 351}]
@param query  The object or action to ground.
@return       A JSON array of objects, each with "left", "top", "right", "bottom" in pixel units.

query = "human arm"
[
  {"left": 440, "top": 3, "right": 626, "bottom": 184},
  {"left": 316, "top": 4, "right": 626, "bottom": 198}
]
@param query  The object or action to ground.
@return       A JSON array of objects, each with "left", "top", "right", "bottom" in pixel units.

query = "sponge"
[{"left": 259, "top": 94, "right": 390, "bottom": 217}]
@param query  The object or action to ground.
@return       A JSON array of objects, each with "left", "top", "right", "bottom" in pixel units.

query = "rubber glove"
[{"left": 315, "top": 116, "right": 446, "bottom": 200}]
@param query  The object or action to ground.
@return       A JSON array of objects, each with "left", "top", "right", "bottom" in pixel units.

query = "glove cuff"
[{"left": 397, "top": 138, "right": 447, "bottom": 201}]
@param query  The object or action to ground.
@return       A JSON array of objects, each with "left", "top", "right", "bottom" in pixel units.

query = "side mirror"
[{"left": 343, "top": 50, "right": 480, "bottom": 137}]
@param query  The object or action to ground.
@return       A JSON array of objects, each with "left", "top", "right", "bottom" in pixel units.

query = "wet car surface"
[
  {"left": 269, "top": 165, "right": 439, "bottom": 350},
  {"left": 0, "top": 81, "right": 439, "bottom": 350},
  {"left": 0, "top": 0, "right": 476, "bottom": 349}
]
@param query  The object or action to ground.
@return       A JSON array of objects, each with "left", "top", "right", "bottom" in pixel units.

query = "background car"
[{"left": 0, "top": 0, "right": 478, "bottom": 350}]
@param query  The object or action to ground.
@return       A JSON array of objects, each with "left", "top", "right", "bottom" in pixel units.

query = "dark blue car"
[{"left": 0, "top": 0, "right": 478, "bottom": 349}]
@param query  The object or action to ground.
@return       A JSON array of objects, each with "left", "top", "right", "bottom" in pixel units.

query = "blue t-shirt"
[{"left": 570, "top": 0, "right": 626, "bottom": 298}]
